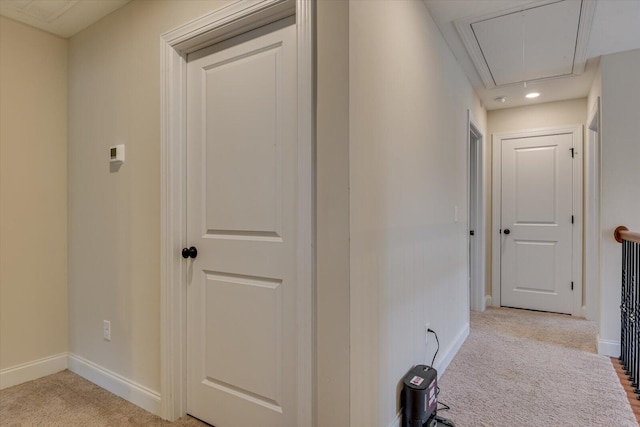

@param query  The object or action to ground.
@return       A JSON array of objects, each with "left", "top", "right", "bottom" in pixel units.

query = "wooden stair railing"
[
  {"left": 615, "top": 226, "right": 640, "bottom": 244},
  {"left": 615, "top": 226, "right": 640, "bottom": 401}
]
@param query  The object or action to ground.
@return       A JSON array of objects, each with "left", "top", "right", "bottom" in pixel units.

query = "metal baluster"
[
  {"left": 622, "top": 241, "right": 637, "bottom": 386},
  {"left": 622, "top": 240, "right": 628, "bottom": 368},
  {"left": 623, "top": 241, "right": 638, "bottom": 387},
  {"left": 621, "top": 239, "right": 628, "bottom": 369},
  {"left": 615, "top": 228, "right": 640, "bottom": 399},
  {"left": 633, "top": 240, "right": 639, "bottom": 391},
  {"left": 628, "top": 239, "right": 634, "bottom": 379},
  {"left": 623, "top": 242, "right": 638, "bottom": 382},
  {"left": 628, "top": 239, "right": 633, "bottom": 379},
  {"left": 634, "top": 240, "right": 640, "bottom": 398}
]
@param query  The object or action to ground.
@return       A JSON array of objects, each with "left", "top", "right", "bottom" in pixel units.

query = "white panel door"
[
  {"left": 501, "top": 133, "right": 574, "bottom": 314},
  {"left": 186, "top": 21, "right": 297, "bottom": 427}
]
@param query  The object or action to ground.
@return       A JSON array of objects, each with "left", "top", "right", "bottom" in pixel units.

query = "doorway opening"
[{"left": 468, "top": 112, "right": 486, "bottom": 312}]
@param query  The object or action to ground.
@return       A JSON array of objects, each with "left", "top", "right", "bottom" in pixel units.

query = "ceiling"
[
  {"left": 424, "top": 0, "right": 640, "bottom": 110},
  {"left": 0, "top": 0, "right": 132, "bottom": 38},
  {"left": 2, "top": 0, "right": 639, "bottom": 110}
]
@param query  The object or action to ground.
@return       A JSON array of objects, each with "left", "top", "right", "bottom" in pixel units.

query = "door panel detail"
[
  {"left": 501, "top": 133, "right": 574, "bottom": 314},
  {"left": 203, "top": 271, "right": 282, "bottom": 404},
  {"left": 186, "top": 22, "right": 297, "bottom": 427},
  {"left": 514, "top": 240, "right": 557, "bottom": 294},
  {"left": 515, "top": 145, "right": 558, "bottom": 224},
  {"left": 202, "top": 45, "right": 283, "bottom": 239}
]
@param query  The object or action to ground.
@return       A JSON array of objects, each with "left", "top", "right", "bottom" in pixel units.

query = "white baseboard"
[
  {"left": 388, "top": 410, "right": 402, "bottom": 427},
  {"left": 485, "top": 295, "right": 492, "bottom": 308},
  {"left": 0, "top": 353, "right": 68, "bottom": 390},
  {"left": 597, "top": 337, "right": 621, "bottom": 358},
  {"left": 67, "top": 353, "right": 161, "bottom": 416},
  {"left": 434, "top": 323, "right": 470, "bottom": 376}
]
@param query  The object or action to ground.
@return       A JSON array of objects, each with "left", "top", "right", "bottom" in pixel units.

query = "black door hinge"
[
  {"left": 571, "top": 281, "right": 574, "bottom": 290},
  {"left": 470, "top": 230, "right": 475, "bottom": 236},
  {"left": 570, "top": 148, "right": 575, "bottom": 158},
  {"left": 571, "top": 215, "right": 574, "bottom": 224}
]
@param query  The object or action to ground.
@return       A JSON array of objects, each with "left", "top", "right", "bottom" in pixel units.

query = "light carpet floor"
[
  {"left": 1, "top": 308, "right": 635, "bottom": 426},
  {"left": 438, "top": 307, "right": 637, "bottom": 427},
  {"left": 0, "top": 370, "right": 209, "bottom": 426}
]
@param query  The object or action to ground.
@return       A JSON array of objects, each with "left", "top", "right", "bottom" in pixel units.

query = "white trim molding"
[
  {"left": 160, "top": 0, "right": 315, "bottom": 423},
  {"left": 434, "top": 323, "right": 470, "bottom": 376},
  {"left": 467, "top": 110, "right": 486, "bottom": 313},
  {"left": 164, "top": 0, "right": 295, "bottom": 54},
  {"left": 295, "top": 1, "right": 316, "bottom": 426},
  {"left": 68, "top": 353, "right": 161, "bottom": 416},
  {"left": 598, "top": 337, "right": 621, "bottom": 358},
  {"left": 492, "top": 125, "right": 584, "bottom": 316},
  {"left": 584, "top": 97, "right": 601, "bottom": 321},
  {"left": 485, "top": 295, "right": 493, "bottom": 308},
  {"left": 388, "top": 411, "right": 402, "bottom": 427},
  {"left": 0, "top": 353, "right": 67, "bottom": 390},
  {"left": 2, "top": 353, "right": 162, "bottom": 416}
]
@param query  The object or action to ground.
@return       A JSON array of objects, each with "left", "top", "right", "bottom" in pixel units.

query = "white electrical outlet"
[{"left": 103, "top": 320, "right": 111, "bottom": 341}]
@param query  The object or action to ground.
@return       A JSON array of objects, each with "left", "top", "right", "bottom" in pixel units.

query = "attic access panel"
[{"left": 455, "top": 0, "right": 595, "bottom": 89}]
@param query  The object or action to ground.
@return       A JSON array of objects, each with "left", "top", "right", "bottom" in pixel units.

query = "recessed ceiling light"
[
  {"left": 526, "top": 92, "right": 540, "bottom": 99},
  {"left": 494, "top": 96, "right": 507, "bottom": 103}
]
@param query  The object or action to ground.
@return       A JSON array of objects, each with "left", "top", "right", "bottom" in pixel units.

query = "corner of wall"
[{"left": 0, "top": 354, "right": 68, "bottom": 390}]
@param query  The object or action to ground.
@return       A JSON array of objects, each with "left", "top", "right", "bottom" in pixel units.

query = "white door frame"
[
  {"left": 584, "top": 98, "right": 601, "bottom": 321},
  {"left": 468, "top": 110, "right": 486, "bottom": 312},
  {"left": 159, "top": 0, "right": 315, "bottom": 424},
  {"left": 491, "top": 125, "right": 583, "bottom": 316}
]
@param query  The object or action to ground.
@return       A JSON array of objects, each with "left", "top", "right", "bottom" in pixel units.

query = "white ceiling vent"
[{"left": 455, "top": 0, "right": 596, "bottom": 89}]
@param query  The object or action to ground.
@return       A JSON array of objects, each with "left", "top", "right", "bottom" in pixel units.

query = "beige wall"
[
  {"left": 0, "top": 17, "right": 68, "bottom": 370},
  {"left": 349, "top": 2, "right": 486, "bottom": 425},
  {"left": 488, "top": 98, "right": 587, "bottom": 135},
  {"left": 67, "top": 0, "right": 232, "bottom": 393},
  {"left": 316, "top": 1, "right": 350, "bottom": 426},
  {"left": 67, "top": 0, "right": 357, "bottom": 417},
  {"left": 486, "top": 98, "right": 588, "bottom": 297},
  {"left": 587, "top": 65, "right": 602, "bottom": 117},
  {"left": 598, "top": 48, "right": 640, "bottom": 355}
]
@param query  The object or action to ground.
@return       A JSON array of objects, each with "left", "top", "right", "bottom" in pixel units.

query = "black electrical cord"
[
  {"left": 437, "top": 400, "right": 451, "bottom": 411},
  {"left": 427, "top": 329, "right": 452, "bottom": 413},
  {"left": 427, "top": 328, "right": 439, "bottom": 368}
]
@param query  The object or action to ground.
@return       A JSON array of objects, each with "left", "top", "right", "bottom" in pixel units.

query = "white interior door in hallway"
[
  {"left": 185, "top": 20, "right": 298, "bottom": 427},
  {"left": 498, "top": 130, "right": 579, "bottom": 314}
]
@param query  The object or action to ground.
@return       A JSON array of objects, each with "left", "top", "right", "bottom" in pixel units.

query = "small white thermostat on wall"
[{"left": 109, "top": 144, "right": 125, "bottom": 163}]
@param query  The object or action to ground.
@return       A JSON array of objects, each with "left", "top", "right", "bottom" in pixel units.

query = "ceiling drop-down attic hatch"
[{"left": 455, "top": 0, "right": 596, "bottom": 89}]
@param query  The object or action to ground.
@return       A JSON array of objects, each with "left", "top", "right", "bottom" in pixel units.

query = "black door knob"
[
  {"left": 503, "top": 229, "right": 511, "bottom": 235},
  {"left": 182, "top": 246, "right": 198, "bottom": 259}
]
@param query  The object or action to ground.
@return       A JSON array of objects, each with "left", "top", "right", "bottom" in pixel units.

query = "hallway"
[
  {"left": 437, "top": 308, "right": 636, "bottom": 426},
  {"left": 0, "top": 308, "right": 635, "bottom": 426}
]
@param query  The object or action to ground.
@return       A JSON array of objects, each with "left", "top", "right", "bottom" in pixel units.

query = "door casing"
[
  {"left": 585, "top": 99, "right": 601, "bottom": 321},
  {"left": 159, "top": 0, "right": 315, "bottom": 423},
  {"left": 491, "top": 125, "right": 583, "bottom": 316},
  {"left": 468, "top": 110, "right": 486, "bottom": 312}
]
